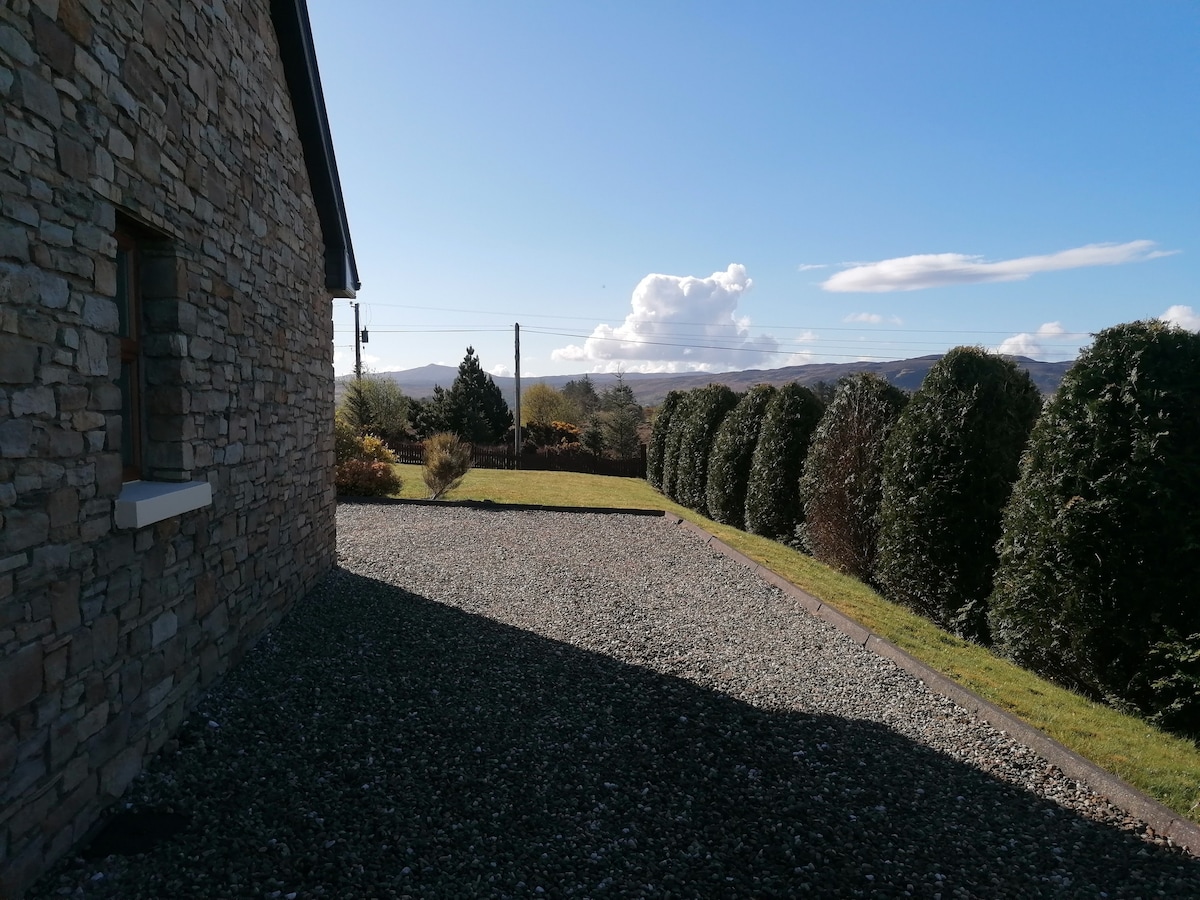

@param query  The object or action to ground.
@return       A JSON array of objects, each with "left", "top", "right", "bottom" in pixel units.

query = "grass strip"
[{"left": 382, "top": 464, "right": 1200, "bottom": 823}]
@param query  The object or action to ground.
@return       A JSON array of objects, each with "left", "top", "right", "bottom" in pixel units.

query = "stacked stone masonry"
[{"left": 0, "top": 0, "right": 340, "bottom": 894}]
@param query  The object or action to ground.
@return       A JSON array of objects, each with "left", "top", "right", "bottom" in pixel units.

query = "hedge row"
[{"left": 646, "top": 324, "right": 1200, "bottom": 739}]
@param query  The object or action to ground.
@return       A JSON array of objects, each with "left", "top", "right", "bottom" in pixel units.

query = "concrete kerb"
[{"left": 666, "top": 515, "right": 1200, "bottom": 857}]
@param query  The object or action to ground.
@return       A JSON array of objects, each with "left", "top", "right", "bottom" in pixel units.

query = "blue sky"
[{"left": 309, "top": 1, "right": 1198, "bottom": 379}]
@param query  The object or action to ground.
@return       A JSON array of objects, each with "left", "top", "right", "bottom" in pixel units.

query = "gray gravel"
[{"left": 30, "top": 503, "right": 1200, "bottom": 898}]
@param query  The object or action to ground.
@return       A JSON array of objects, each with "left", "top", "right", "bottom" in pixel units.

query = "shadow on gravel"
[{"left": 31, "top": 569, "right": 1200, "bottom": 899}]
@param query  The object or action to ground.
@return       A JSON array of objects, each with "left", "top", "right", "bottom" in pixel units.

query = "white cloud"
[
  {"left": 490, "top": 364, "right": 510, "bottom": 377},
  {"left": 821, "top": 241, "right": 1176, "bottom": 293},
  {"left": 842, "top": 312, "right": 903, "bottom": 325},
  {"left": 796, "top": 263, "right": 828, "bottom": 272},
  {"left": 1161, "top": 305, "right": 1200, "bottom": 331},
  {"left": 995, "top": 322, "right": 1073, "bottom": 360},
  {"left": 551, "top": 264, "right": 782, "bottom": 372}
]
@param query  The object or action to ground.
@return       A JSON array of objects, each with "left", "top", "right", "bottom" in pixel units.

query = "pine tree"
[
  {"left": 599, "top": 373, "right": 644, "bottom": 460},
  {"left": 444, "top": 347, "right": 513, "bottom": 444}
]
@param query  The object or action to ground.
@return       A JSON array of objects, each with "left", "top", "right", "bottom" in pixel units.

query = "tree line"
[{"left": 649, "top": 320, "right": 1200, "bottom": 740}]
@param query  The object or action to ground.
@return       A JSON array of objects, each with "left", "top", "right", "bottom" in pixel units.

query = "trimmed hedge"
[
  {"left": 988, "top": 321, "right": 1200, "bottom": 736},
  {"left": 672, "top": 384, "right": 741, "bottom": 516},
  {"left": 874, "top": 347, "right": 1041, "bottom": 642},
  {"left": 799, "top": 373, "right": 908, "bottom": 580},
  {"left": 706, "top": 384, "right": 777, "bottom": 529},
  {"left": 660, "top": 391, "right": 696, "bottom": 501},
  {"left": 744, "top": 383, "right": 824, "bottom": 541}
]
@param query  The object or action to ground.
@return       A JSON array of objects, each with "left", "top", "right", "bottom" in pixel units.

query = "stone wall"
[{"left": 0, "top": 0, "right": 338, "bottom": 893}]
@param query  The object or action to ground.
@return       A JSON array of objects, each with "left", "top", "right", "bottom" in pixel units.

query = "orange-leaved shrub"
[{"left": 334, "top": 416, "right": 401, "bottom": 496}]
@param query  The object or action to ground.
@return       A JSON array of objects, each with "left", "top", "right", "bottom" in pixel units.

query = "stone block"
[
  {"left": 76, "top": 700, "right": 108, "bottom": 742},
  {"left": 45, "top": 426, "right": 84, "bottom": 458},
  {"left": 0, "top": 335, "right": 36, "bottom": 383},
  {"left": 43, "top": 644, "right": 68, "bottom": 692},
  {"left": 47, "top": 488, "right": 79, "bottom": 529},
  {"left": 1, "top": 509, "right": 48, "bottom": 553},
  {"left": 49, "top": 573, "right": 81, "bottom": 630},
  {"left": 32, "top": 9, "right": 75, "bottom": 75},
  {"left": 67, "top": 625, "right": 92, "bottom": 675},
  {"left": 0, "top": 643, "right": 43, "bottom": 717},
  {"left": 57, "top": 133, "right": 89, "bottom": 181},
  {"left": 0, "top": 224, "right": 30, "bottom": 261},
  {"left": 150, "top": 610, "right": 177, "bottom": 647},
  {"left": 19, "top": 69, "right": 62, "bottom": 127},
  {"left": 81, "top": 295, "right": 119, "bottom": 332},
  {"left": 93, "top": 614, "right": 118, "bottom": 664},
  {"left": 11, "top": 385, "right": 55, "bottom": 417},
  {"left": 0, "top": 420, "right": 32, "bottom": 458},
  {"left": 100, "top": 739, "right": 144, "bottom": 798}
]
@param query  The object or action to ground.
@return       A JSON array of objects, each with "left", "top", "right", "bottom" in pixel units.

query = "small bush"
[
  {"left": 744, "top": 383, "right": 824, "bottom": 541},
  {"left": 335, "top": 459, "right": 401, "bottom": 497},
  {"left": 799, "top": 374, "right": 908, "bottom": 580},
  {"left": 423, "top": 432, "right": 473, "bottom": 499},
  {"left": 988, "top": 320, "right": 1200, "bottom": 733},
  {"left": 334, "top": 418, "right": 400, "bottom": 496},
  {"left": 647, "top": 391, "right": 684, "bottom": 490},
  {"left": 705, "top": 384, "right": 776, "bottom": 528},
  {"left": 874, "top": 346, "right": 1041, "bottom": 643},
  {"left": 673, "top": 384, "right": 740, "bottom": 516}
]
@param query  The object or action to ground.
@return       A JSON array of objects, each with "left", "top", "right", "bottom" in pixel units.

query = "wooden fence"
[{"left": 391, "top": 442, "right": 647, "bottom": 479}]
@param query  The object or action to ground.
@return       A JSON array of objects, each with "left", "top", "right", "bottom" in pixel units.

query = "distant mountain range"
[{"left": 337, "top": 355, "right": 1074, "bottom": 409}]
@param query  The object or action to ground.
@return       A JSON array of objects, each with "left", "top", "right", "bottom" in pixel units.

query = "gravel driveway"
[{"left": 31, "top": 503, "right": 1200, "bottom": 898}]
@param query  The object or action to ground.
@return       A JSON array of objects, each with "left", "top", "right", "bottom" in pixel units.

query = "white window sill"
[{"left": 115, "top": 480, "right": 213, "bottom": 529}]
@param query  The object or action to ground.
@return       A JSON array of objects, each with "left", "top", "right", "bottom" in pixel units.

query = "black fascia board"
[{"left": 270, "top": 0, "right": 361, "bottom": 298}]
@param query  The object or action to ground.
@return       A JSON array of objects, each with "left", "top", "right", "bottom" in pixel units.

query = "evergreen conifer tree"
[
  {"left": 988, "top": 321, "right": 1200, "bottom": 735},
  {"left": 705, "top": 384, "right": 776, "bottom": 528},
  {"left": 744, "top": 383, "right": 824, "bottom": 540},
  {"left": 874, "top": 347, "right": 1041, "bottom": 642},
  {"left": 444, "top": 347, "right": 513, "bottom": 444},
  {"left": 799, "top": 374, "right": 907, "bottom": 580},
  {"left": 647, "top": 391, "right": 683, "bottom": 490},
  {"left": 673, "top": 384, "right": 740, "bottom": 515}
]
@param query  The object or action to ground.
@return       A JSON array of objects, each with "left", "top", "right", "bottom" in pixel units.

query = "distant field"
[{"left": 374, "top": 464, "right": 1200, "bottom": 825}]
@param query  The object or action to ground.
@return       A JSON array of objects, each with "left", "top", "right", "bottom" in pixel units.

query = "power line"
[{"left": 332, "top": 301, "right": 1095, "bottom": 337}]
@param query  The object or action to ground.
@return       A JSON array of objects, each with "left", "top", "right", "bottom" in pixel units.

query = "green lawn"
[{"left": 383, "top": 464, "right": 1200, "bottom": 824}]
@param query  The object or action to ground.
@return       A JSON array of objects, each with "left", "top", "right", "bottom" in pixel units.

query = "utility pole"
[
  {"left": 514, "top": 322, "right": 521, "bottom": 469},
  {"left": 352, "top": 301, "right": 362, "bottom": 381}
]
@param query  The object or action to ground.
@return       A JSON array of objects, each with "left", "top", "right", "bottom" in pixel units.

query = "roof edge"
[{"left": 270, "top": 0, "right": 361, "bottom": 297}]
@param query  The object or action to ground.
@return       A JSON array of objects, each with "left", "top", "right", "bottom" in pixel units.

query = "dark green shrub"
[
  {"left": 673, "top": 384, "right": 741, "bottom": 515},
  {"left": 874, "top": 347, "right": 1041, "bottom": 642},
  {"left": 661, "top": 391, "right": 697, "bottom": 501},
  {"left": 799, "top": 374, "right": 908, "bottom": 580},
  {"left": 647, "top": 390, "right": 683, "bottom": 490},
  {"left": 744, "top": 383, "right": 824, "bottom": 540},
  {"left": 706, "top": 384, "right": 776, "bottom": 528},
  {"left": 988, "top": 321, "right": 1200, "bottom": 734}
]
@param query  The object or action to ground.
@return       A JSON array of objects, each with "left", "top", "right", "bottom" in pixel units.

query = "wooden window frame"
[{"left": 116, "top": 228, "right": 144, "bottom": 482}]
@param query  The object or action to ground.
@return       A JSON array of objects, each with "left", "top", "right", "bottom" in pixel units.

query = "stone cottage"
[{"left": 0, "top": 0, "right": 358, "bottom": 893}]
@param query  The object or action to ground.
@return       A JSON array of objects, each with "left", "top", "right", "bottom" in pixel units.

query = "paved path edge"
[{"left": 666, "top": 514, "right": 1200, "bottom": 857}]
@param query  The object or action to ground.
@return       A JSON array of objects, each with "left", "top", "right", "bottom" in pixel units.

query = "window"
[
  {"left": 111, "top": 216, "right": 213, "bottom": 528},
  {"left": 115, "top": 227, "right": 143, "bottom": 482}
]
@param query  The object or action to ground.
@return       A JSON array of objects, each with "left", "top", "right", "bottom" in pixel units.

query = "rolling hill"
[{"left": 336, "top": 355, "right": 1074, "bottom": 409}]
